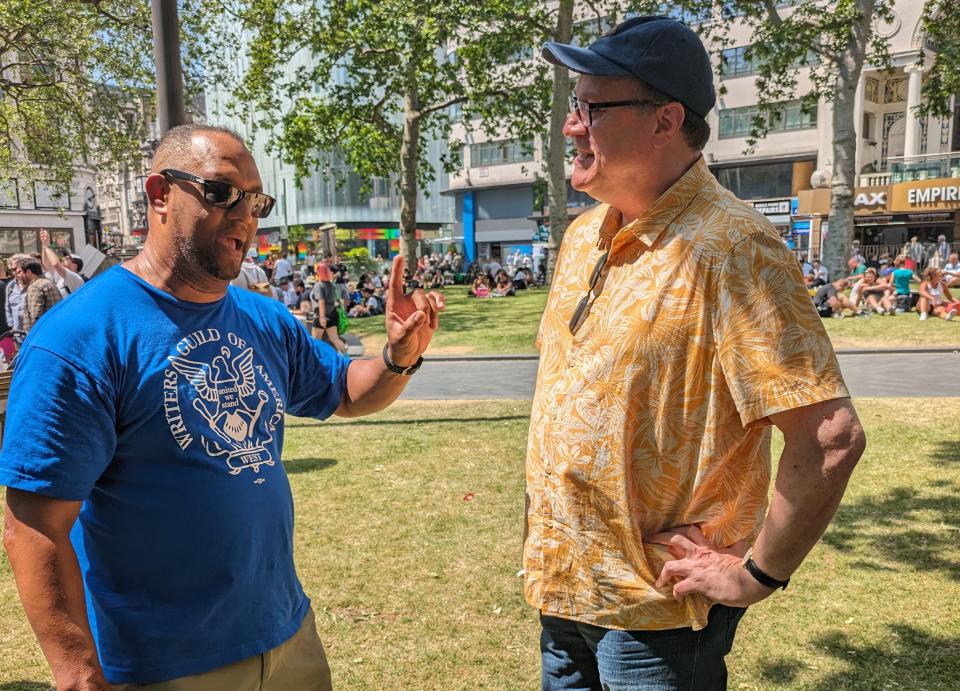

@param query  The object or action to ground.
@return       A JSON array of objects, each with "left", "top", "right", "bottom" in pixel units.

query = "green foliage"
[
  {"left": 918, "top": 0, "right": 960, "bottom": 118},
  {"left": 287, "top": 223, "right": 307, "bottom": 244},
  {"left": 0, "top": 0, "right": 232, "bottom": 192},
  {"left": 0, "top": 1, "right": 153, "bottom": 190},
  {"left": 341, "top": 247, "right": 381, "bottom": 279},
  {"left": 225, "top": 0, "right": 548, "bottom": 189}
]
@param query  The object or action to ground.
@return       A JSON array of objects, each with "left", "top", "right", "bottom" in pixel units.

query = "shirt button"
[{"left": 545, "top": 519, "right": 554, "bottom": 529}]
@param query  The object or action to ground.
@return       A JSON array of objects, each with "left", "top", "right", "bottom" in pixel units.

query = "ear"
[
  {"left": 652, "top": 102, "right": 686, "bottom": 147},
  {"left": 145, "top": 173, "right": 171, "bottom": 216}
]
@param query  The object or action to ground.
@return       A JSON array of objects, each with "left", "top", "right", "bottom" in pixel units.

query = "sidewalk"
[
  {"left": 411, "top": 344, "right": 960, "bottom": 362},
  {"left": 398, "top": 351, "right": 960, "bottom": 400}
]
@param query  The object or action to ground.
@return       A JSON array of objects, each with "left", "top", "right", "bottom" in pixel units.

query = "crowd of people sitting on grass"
[
  {"left": 233, "top": 248, "right": 544, "bottom": 350},
  {"left": 465, "top": 252, "right": 540, "bottom": 299},
  {"left": 803, "top": 249, "right": 959, "bottom": 321}
]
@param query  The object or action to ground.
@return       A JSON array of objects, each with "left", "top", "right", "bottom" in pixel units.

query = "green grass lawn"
[
  {"left": 2, "top": 399, "right": 958, "bottom": 690},
  {"left": 348, "top": 286, "right": 550, "bottom": 355},
  {"left": 348, "top": 287, "right": 960, "bottom": 355}
]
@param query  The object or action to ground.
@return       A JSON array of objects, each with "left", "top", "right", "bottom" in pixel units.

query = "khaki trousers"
[{"left": 113, "top": 608, "right": 331, "bottom": 691}]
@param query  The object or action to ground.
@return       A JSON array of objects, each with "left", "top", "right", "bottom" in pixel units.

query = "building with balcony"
[{"left": 446, "top": 0, "right": 959, "bottom": 265}]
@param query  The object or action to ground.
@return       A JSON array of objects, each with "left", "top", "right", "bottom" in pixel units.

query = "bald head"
[{"left": 151, "top": 124, "right": 248, "bottom": 174}]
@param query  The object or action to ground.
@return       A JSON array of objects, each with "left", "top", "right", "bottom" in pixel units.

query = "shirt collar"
[{"left": 597, "top": 156, "right": 713, "bottom": 260}]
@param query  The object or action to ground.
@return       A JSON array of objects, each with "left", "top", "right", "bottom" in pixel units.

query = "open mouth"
[{"left": 221, "top": 236, "right": 245, "bottom": 254}]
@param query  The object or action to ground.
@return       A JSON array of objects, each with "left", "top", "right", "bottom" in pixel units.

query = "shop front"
[
  {"left": 796, "top": 178, "right": 960, "bottom": 259},
  {"left": 749, "top": 197, "right": 798, "bottom": 248}
]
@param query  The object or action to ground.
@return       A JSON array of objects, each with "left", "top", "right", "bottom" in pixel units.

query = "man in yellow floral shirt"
[{"left": 528, "top": 16, "right": 866, "bottom": 690}]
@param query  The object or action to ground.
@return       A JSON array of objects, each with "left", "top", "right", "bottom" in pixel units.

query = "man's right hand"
[{"left": 4, "top": 489, "right": 109, "bottom": 691}]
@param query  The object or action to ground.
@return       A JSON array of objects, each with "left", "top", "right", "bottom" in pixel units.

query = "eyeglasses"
[
  {"left": 569, "top": 95, "right": 664, "bottom": 127},
  {"left": 568, "top": 252, "right": 609, "bottom": 335},
  {"left": 161, "top": 169, "right": 276, "bottom": 218}
]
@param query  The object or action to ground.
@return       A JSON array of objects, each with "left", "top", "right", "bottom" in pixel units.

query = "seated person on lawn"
[
  {"left": 812, "top": 279, "right": 860, "bottom": 318},
  {"left": 917, "top": 267, "right": 958, "bottom": 321}
]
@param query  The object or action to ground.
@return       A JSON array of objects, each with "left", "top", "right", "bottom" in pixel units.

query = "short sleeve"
[
  {"left": 0, "top": 346, "right": 117, "bottom": 500},
  {"left": 283, "top": 315, "right": 350, "bottom": 419},
  {"left": 714, "top": 233, "right": 850, "bottom": 428}
]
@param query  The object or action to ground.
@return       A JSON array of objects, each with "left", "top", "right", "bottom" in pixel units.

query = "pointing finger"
[{"left": 388, "top": 255, "right": 406, "bottom": 309}]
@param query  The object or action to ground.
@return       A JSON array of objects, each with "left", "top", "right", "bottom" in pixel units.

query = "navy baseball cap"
[{"left": 542, "top": 16, "right": 716, "bottom": 119}]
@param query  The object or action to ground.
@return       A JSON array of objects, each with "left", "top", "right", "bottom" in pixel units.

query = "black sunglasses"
[
  {"left": 568, "top": 252, "right": 609, "bottom": 335},
  {"left": 161, "top": 169, "right": 276, "bottom": 218},
  {"left": 569, "top": 95, "right": 665, "bottom": 127}
]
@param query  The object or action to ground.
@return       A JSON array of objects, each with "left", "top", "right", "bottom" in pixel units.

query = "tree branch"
[
  {"left": 420, "top": 94, "right": 468, "bottom": 116},
  {"left": 80, "top": 0, "right": 130, "bottom": 26},
  {"left": 760, "top": 0, "right": 783, "bottom": 26}
]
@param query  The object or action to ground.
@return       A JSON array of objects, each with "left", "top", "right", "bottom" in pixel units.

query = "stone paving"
[{"left": 398, "top": 351, "right": 960, "bottom": 400}]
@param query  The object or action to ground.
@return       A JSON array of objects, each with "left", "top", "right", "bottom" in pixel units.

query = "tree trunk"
[
  {"left": 400, "top": 78, "right": 420, "bottom": 270},
  {"left": 824, "top": 1, "right": 873, "bottom": 281},
  {"left": 544, "top": 0, "right": 574, "bottom": 285}
]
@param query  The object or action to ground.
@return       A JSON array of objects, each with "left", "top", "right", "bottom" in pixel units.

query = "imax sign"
[{"left": 854, "top": 191, "right": 886, "bottom": 207}]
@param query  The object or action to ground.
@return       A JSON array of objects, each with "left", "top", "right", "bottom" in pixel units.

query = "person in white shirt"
[
  {"left": 273, "top": 255, "right": 293, "bottom": 285},
  {"left": 813, "top": 259, "right": 829, "bottom": 283},
  {"left": 279, "top": 277, "right": 299, "bottom": 308},
  {"left": 39, "top": 229, "right": 85, "bottom": 297},
  {"left": 943, "top": 252, "right": 959, "bottom": 288},
  {"left": 231, "top": 249, "right": 269, "bottom": 290}
]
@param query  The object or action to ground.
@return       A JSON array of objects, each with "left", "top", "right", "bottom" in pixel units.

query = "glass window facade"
[
  {"left": 469, "top": 138, "right": 534, "bottom": 167},
  {"left": 718, "top": 100, "right": 817, "bottom": 139},
  {"left": 712, "top": 161, "right": 797, "bottom": 200},
  {"left": 720, "top": 46, "right": 756, "bottom": 78},
  {"left": 33, "top": 181, "right": 70, "bottom": 209},
  {"left": 720, "top": 44, "right": 819, "bottom": 80},
  {"left": 0, "top": 180, "right": 19, "bottom": 208}
]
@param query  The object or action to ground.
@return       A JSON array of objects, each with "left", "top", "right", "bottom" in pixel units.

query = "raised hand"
[{"left": 384, "top": 255, "right": 444, "bottom": 366}]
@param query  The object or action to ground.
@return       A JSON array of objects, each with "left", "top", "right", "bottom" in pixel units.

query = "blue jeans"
[{"left": 540, "top": 605, "right": 746, "bottom": 691}]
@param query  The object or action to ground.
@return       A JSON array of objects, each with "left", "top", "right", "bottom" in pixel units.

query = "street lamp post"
[{"left": 151, "top": 0, "right": 186, "bottom": 136}]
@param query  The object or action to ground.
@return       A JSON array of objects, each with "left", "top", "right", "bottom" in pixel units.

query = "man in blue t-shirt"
[
  {"left": 889, "top": 256, "right": 919, "bottom": 313},
  {"left": 0, "top": 124, "right": 445, "bottom": 690}
]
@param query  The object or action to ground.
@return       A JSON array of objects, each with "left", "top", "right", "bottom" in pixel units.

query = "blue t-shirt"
[
  {"left": 0, "top": 267, "right": 350, "bottom": 684},
  {"left": 892, "top": 268, "right": 913, "bottom": 295}
]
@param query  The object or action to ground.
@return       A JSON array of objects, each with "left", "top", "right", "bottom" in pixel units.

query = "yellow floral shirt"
[{"left": 524, "top": 157, "right": 849, "bottom": 631}]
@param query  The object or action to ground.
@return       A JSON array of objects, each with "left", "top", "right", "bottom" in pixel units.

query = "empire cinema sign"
[
  {"left": 891, "top": 178, "right": 960, "bottom": 211},
  {"left": 906, "top": 183, "right": 960, "bottom": 204},
  {"left": 799, "top": 177, "right": 960, "bottom": 215}
]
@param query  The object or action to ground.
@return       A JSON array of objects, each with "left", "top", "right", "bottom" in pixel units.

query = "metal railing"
[
  {"left": 854, "top": 242, "right": 959, "bottom": 261},
  {"left": 887, "top": 151, "right": 960, "bottom": 183}
]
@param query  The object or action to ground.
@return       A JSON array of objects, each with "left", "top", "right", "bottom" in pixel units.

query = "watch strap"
[
  {"left": 743, "top": 554, "right": 790, "bottom": 590},
  {"left": 382, "top": 343, "right": 423, "bottom": 376}
]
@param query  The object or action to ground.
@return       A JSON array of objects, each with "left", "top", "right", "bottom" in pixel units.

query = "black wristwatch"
[
  {"left": 382, "top": 344, "right": 423, "bottom": 376},
  {"left": 742, "top": 548, "right": 790, "bottom": 590}
]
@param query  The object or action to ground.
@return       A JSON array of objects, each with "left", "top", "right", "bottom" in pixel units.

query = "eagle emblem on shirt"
[{"left": 168, "top": 345, "right": 275, "bottom": 475}]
